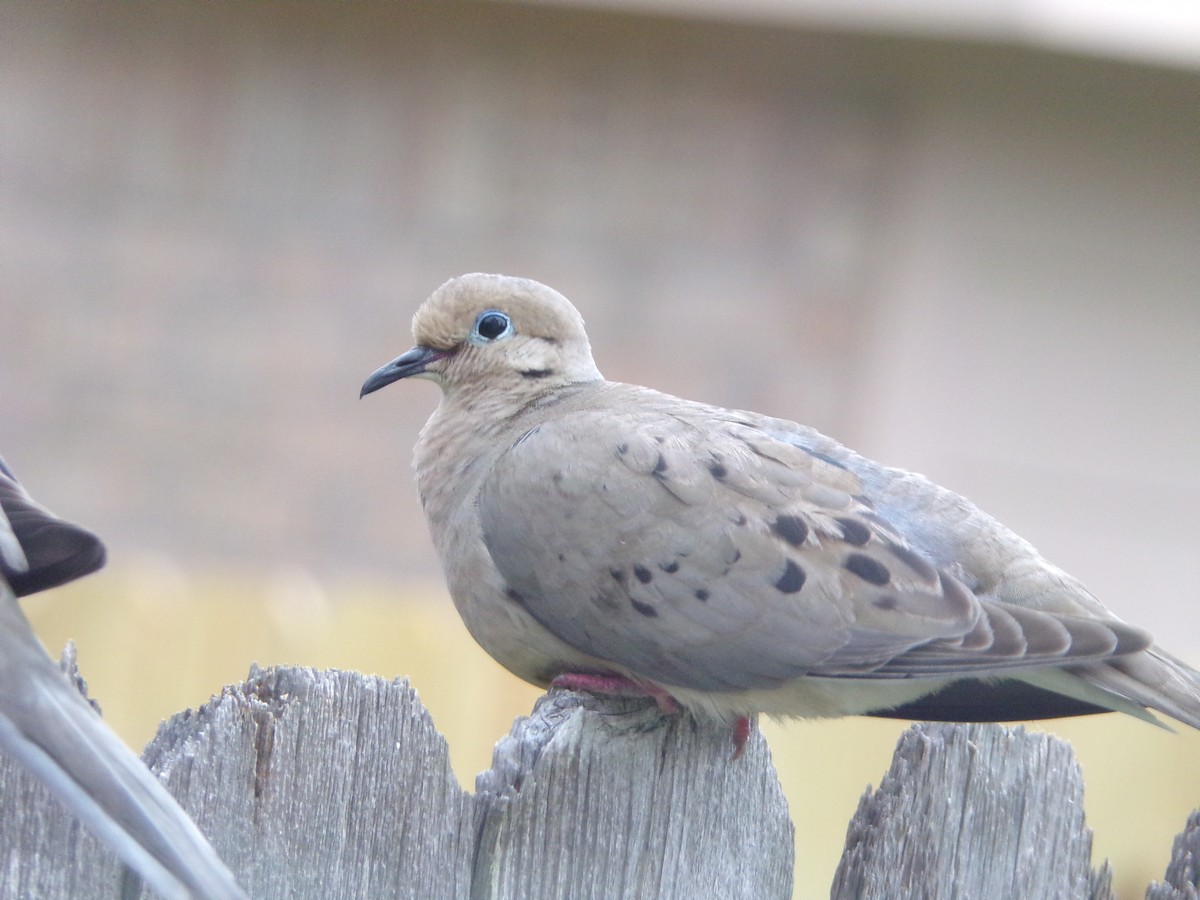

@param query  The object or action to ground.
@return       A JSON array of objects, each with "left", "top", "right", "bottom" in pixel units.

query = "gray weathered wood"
[
  {"left": 4, "top": 662, "right": 1197, "bottom": 899},
  {"left": 0, "top": 727, "right": 130, "bottom": 898},
  {"left": 473, "top": 691, "right": 794, "bottom": 900},
  {"left": 1146, "top": 811, "right": 1200, "bottom": 900},
  {"left": 831, "top": 722, "right": 1114, "bottom": 900},
  {"left": 0, "top": 663, "right": 473, "bottom": 900},
  {"left": 0, "top": 664, "right": 793, "bottom": 899},
  {"left": 0, "top": 644, "right": 246, "bottom": 900},
  {"left": 140, "top": 665, "right": 475, "bottom": 899}
]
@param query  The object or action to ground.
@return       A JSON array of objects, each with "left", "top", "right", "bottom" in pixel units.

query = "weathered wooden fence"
[{"left": 1, "top": 662, "right": 1196, "bottom": 899}]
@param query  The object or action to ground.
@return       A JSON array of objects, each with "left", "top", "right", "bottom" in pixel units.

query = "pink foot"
[
  {"left": 551, "top": 672, "right": 681, "bottom": 713},
  {"left": 731, "top": 715, "right": 753, "bottom": 760}
]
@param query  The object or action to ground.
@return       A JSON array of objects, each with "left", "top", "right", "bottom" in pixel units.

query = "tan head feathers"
[{"left": 412, "top": 273, "right": 591, "bottom": 352}]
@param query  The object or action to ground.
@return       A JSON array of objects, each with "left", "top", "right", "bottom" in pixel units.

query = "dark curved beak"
[{"left": 360, "top": 346, "right": 445, "bottom": 398}]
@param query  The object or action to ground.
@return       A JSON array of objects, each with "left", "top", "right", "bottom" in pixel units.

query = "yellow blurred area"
[{"left": 23, "top": 567, "right": 1200, "bottom": 900}]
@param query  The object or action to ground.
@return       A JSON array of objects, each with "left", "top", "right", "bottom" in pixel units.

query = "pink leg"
[
  {"left": 731, "top": 715, "right": 753, "bottom": 760},
  {"left": 552, "top": 673, "right": 751, "bottom": 760},
  {"left": 551, "top": 672, "right": 680, "bottom": 713}
]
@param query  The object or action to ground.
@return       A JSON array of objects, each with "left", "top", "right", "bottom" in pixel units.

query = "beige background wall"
[{"left": 3, "top": 3, "right": 1198, "bottom": 897}]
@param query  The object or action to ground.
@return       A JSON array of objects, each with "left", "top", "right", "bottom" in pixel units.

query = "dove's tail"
[
  {"left": 865, "top": 649, "right": 1200, "bottom": 732},
  {"left": 1076, "top": 648, "right": 1200, "bottom": 731},
  {"left": 0, "top": 459, "right": 247, "bottom": 900},
  {"left": 1006, "top": 648, "right": 1200, "bottom": 732}
]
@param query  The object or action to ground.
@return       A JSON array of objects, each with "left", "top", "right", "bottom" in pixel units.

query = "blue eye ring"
[{"left": 471, "top": 309, "right": 513, "bottom": 343}]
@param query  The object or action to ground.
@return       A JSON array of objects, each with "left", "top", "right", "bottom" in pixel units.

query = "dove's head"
[{"left": 361, "top": 273, "right": 603, "bottom": 400}]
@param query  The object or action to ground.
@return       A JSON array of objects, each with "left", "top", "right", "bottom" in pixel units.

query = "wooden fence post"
[
  {"left": 1, "top": 664, "right": 792, "bottom": 899},
  {"left": 832, "top": 723, "right": 1112, "bottom": 900},
  {"left": 1146, "top": 811, "right": 1200, "bottom": 900},
  {"left": 1, "top": 662, "right": 1197, "bottom": 899}
]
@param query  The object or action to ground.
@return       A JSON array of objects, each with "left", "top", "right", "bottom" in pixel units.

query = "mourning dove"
[
  {"left": 361, "top": 273, "right": 1200, "bottom": 753},
  {"left": 0, "top": 458, "right": 246, "bottom": 899}
]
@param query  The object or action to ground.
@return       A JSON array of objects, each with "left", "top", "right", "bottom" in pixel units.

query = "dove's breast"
[{"left": 414, "top": 388, "right": 617, "bottom": 685}]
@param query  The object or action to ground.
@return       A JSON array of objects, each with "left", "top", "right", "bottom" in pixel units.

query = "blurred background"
[{"left": 3, "top": 1, "right": 1198, "bottom": 897}]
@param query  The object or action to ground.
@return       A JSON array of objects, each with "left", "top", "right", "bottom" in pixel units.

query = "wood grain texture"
[
  {"left": 1146, "top": 811, "right": 1200, "bottom": 900},
  {"left": 832, "top": 722, "right": 1113, "bottom": 900},
  {"left": 142, "top": 665, "right": 475, "bottom": 899},
  {"left": 473, "top": 691, "right": 794, "bottom": 900},
  {"left": 0, "top": 666, "right": 792, "bottom": 899},
  {"left": 2, "top": 665, "right": 1196, "bottom": 899}
]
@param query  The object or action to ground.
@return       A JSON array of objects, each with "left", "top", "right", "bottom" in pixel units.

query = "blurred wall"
[
  {"left": 3, "top": 3, "right": 1199, "bottom": 897},
  {"left": 4, "top": 3, "right": 1198, "bottom": 639},
  {"left": 4, "top": 1, "right": 900, "bottom": 580}
]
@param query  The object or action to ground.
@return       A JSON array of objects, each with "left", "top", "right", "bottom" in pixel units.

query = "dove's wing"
[
  {"left": 749, "top": 412, "right": 1200, "bottom": 728},
  {"left": 0, "top": 462, "right": 246, "bottom": 899},
  {"left": 478, "top": 389, "right": 1150, "bottom": 696}
]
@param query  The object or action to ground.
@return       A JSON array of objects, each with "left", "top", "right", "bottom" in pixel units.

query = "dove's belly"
[
  {"left": 436, "top": 518, "right": 615, "bottom": 686},
  {"left": 664, "top": 677, "right": 951, "bottom": 722},
  {"left": 453, "top": 583, "right": 612, "bottom": 686}
]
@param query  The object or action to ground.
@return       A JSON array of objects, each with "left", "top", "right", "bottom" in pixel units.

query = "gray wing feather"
[{"left": 479, "top": 401, "right": 1148, "bottom": 693}]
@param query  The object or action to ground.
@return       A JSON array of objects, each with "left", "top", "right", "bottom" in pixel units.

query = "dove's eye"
[{"left": 472, "top": 310, "right": 513, "bottom": 343}]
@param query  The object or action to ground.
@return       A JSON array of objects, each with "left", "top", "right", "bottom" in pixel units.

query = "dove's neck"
[{"left": 414, "top": 380, "right": 599, "bottom": 536}]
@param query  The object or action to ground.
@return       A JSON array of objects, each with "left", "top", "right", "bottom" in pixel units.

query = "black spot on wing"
[
  {"left": 708, "top": 459, "right": 728, "bottom": 480},
  {"left": 845, "top": 553, "right": 890, "bottom": 586},
  {"left": 835, "top": 517, "right": 871, "bottom": 546},
  {"left": 610, "top": 568, "right": 626, "bottom": 584},
  {"left": 770, "top": 515, "right": 809, "bottom": 547},
  {"left": 633, "top": 564, "right": 653, "bottom": 584},
  {"left": 631, "top": 599, "right": 658, "bottom": 618},
  {"left": 504, "top": 587, "right": 528, "bottom": 609},
  {"left": 520, "top": 368, "right": 555, "bottom": 379},
  {"left": 649, "top": 453, "right": 668, "bottom": 477},
  {"left": 873, "top": 595, "right": 898, "bottom": 610},
  {"left": 659, "top": 560, "right": 680, "bottom": 574},
  {"left": 774, "top": 559, "right": 807, "bottom": 594},
  {"left": 694, "top": 588, "right": 710, "bottom": 602}
]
